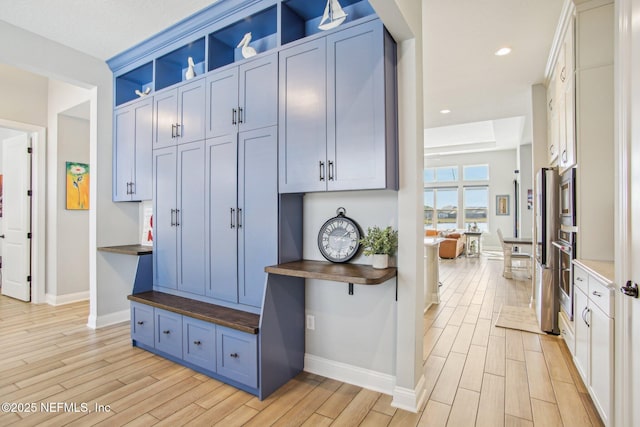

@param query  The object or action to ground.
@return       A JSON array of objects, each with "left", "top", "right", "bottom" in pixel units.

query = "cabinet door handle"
[
  {"left": 581, "top": 306, "right": 588, "bottom": 326},
  {"left": 229, "top": 353, "right": 239, "bottom": 359},
  {"left": 170, "top": 209, "right": 176, "bottom": 226},
  {"left": 549, "top": 99, "right": 553, "bottom": 111},
  {"left": 562, "top": 149, "right": 567, "bottom": 163},
  {"left": 237, "top": 208, "right": 242, "bottom": 228},
  {"left": 232, "top": 108, "right": 237, "bottom": 125},
  {"left": 592, "top": 290, "right": 602, "bottom": 297},
  {"left": 193, "top": 340, "right": 201, "bottom": 346},
  {"left": 230, "top": 208, "right": 236, "bottom": 229},
  {"left": 171, "top": 124, "right": 176, "bottom": 138},
  {"left": 130, "top": 182, "right": 135, "bottom": 195},
  {"left": 136, "top": 321, "right": 144, "bottom": 325},
  {"left": 576, "top": 277, "right": 584, "bottom": 282},
  {"left": 328, "top": 161, "right": 334, "bottom": 181},
  {"left": 586, "top": 308, "right": 590, "bottom": 328},
  {"left": 238, "top": 107, "right": 244, "bottom": 124},
  {"left": 126, "top": 182, "right": 130, "bottom": 195},
  {"left": 560, "top": 66, "right": 566, "bottom": 83},
  {"left": 319, "top": 161, "right": 325, "bottom": 181},
  {"left": 175, "top": 209, "right": 180, "bottom": 226},
  {"left": 162, "top": 330, "right": 171, "bottom": 334},
  {"left": 176, "top": 123, "right": 181, "bottom": 137}
]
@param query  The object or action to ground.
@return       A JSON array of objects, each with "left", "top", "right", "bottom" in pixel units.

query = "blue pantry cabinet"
[
  {"left": 152, "top": 141, "right": 206, "bottom": 295},
  {"left": 109, "top": 0, "right": 395, "bottom": 400},
  {"left": 279, "top": 18, "right": 398, "bottom": 193},
  {"left": 113, "top": 97, "right": 153, "bottom": 201}
]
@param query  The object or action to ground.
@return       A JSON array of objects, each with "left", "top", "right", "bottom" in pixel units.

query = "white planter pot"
[{"left": 372, "top": 254, "right": 389, "bottom": 269}]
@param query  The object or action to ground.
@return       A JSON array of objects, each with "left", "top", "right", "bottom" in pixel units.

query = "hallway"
[{"left": 421, "top": 255, "right": 603, "bottom": 426}]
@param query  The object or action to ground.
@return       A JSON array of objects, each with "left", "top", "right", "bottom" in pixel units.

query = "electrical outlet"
[{"left": 306, "top": 315, "right": 315, "bottom": 330}]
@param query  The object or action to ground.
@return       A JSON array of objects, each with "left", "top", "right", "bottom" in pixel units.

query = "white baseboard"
[
  {"left": 46, "top": 291, "right": 89, "bottom": 306},
  {"left": 392, "top": 374, "right": 426, "bottom": 413},
  {"left": 304, "top": 353, "right": 395, "bottom": 395},
  {"left": 87, "top": 309, "right": 130, "bottom": 330}
]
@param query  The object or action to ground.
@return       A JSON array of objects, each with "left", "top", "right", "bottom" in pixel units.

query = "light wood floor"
[{"left": 0, "top": 255, "right": 602, "bottom": 426}]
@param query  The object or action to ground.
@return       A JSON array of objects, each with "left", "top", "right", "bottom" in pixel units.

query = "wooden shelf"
[
  {"left": 265, "top": 260, "right": 396, "bottom": 285},
  {"left": 98, "top": 244, "right": 152, "bottom": 255},
  {"left": 128, "top": 291, "right": 260, "bottom": 334}
]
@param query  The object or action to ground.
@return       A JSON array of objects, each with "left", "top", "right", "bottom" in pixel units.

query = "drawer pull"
[
  {"left": 576, "top": 277, "right": 584, "bottom": 282},
  {"left": 193, "top": 340, "right": 202, "bottom": 346},
  {"left": 592, "top": 291, "right": 602, "bottom": 297},
  {"left": 162, "top": 330, "right": 171, "bottom": 335},
  {"left": 230, "top": 353, "right": 239, "bottom": 359},
  {"left": 137, "top": 321, "right": 144, "bottom": 325}
]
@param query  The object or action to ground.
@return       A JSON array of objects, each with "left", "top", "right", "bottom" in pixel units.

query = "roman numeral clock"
[{"left": 317, "top": 207, "right": 362, "bottom": 263}]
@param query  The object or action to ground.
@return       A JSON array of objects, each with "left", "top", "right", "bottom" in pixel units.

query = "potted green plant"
[{"left": 360, "top": 226, "right": 398, "bottom": 269}]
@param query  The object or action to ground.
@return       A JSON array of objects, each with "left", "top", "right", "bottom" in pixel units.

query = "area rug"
[{"left": 494, "top": 305, "right": 545, "bottom": 334}]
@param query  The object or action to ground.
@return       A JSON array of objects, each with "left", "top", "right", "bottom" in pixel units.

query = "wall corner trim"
[
  {"left": 391, "top": 374, "right": 426, "bottom": 413},
  {"left": 304, "top": 353, "right": 395, "bottom": 396},
  {"left": 87, "top": 309, "right": 130, "bottom": 330}
]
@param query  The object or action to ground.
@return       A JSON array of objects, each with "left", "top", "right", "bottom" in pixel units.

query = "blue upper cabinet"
[
  {"left": 113, "top": 97, "right": 153, "bottom": 201},
  {"left": 153, "top": 78, "right": 206, "bottom": 148},
  {"left": 279, "top": 18, "right": 398, "bottom": 193},
  {"left": 206, "top": 53, "right": 278, "bottom": 139}
]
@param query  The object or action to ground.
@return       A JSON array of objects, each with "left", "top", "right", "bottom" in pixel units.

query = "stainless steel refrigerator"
[{"left": 534, "top": 167, "right": 560, "bottom": 334}]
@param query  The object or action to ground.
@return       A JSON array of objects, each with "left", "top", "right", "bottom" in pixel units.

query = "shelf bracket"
[{"left": 348, "top": 283, "right": 354, "bottom": 295}]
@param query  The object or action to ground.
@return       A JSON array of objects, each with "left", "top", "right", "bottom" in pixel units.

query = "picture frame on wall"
[
  {"left": 496, "top": 194, "right": 509, "bottom": 216},
  {"left": 66, "top": 162, "right": 90, "bottom": 210}
]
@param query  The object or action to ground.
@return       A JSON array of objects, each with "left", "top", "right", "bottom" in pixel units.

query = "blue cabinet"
[
  {"left": 113, "top": 97, "right": 153, "bottom": 201},
  {"left": 153, "top": 78, "right": 206, "bottom": 148},
  {"left": 183, "top": 316, "right": 216, "bottom": 370},
  {"left": 206, "top": 53, "right": 278, "bottom": 139},
  {"left": 153, "top": 141, "right": 206, "bottom": 295},
  {"left": 206, "top": 126, "right": 278, "bottom": 308},
  {"left": 130, "top": 301, "right": 154, "bottom": 347},
  {"left": 155, "top": 308, "right": 183, "bottom": 359},
  {"left": 217, "top": 325, "right": 258, "bottom": 388},
  {"left": 279, "top": 19, "right": 397, "bottom": 193}
]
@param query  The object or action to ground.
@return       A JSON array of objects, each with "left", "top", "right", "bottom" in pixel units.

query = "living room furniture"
[
  {"left": 425, "top": 230, "right": 465, "bottom": 259},
  {"left": 464, "top": 231, "right": 482, "bottom": 257},
  {"left": 497, "top": 228, "right": 532, "bottom": 279}
]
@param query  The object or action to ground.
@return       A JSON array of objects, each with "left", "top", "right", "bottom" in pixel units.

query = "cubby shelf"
[{"left": 111, "top": 0, "right": 376, "bottom": 106}]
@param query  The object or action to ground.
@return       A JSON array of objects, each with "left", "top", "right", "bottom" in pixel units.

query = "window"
[
  {"left": 436, "top": 167, "right": 458, "bottom": 182},
  {"left": 424, "top": 169, "right": 435, "bottom": 184},
  {"left": 424, "top": 190, "right": 434, "bottom": 227},
  {"left": 463, "top": 164, "right": 489, "bottom": 181},
  {"left": 435, "top": 188, "right": 458, "bottom": 230},
  {"left": 463, "top": 186, "right": 489, "bottom": 231}
]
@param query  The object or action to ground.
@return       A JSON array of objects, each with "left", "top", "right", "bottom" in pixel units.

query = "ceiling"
[{"left": 0, "top": 0, "right": 563, "bottom": 154}]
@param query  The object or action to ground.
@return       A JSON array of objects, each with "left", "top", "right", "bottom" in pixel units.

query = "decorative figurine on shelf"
[
  {"left": 319, "top": 0, "right": 348, "bottom": 31},
  {"left": 237, "top": 32, "right": 257, "bottom": 59},
  {"left": 185, "top": 56, "right": 196, "bottom": 80},
  {"left": 471, "top": 222, "right": 479, "bottom": 232},
  {"left": 135, "top": 87, "right": 151, "bottom": 98}
]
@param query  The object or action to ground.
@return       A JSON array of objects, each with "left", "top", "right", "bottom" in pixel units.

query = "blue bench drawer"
[
  {"left": 183, "top": 317, "right": 216, "bottom": 370},
  {"left": 131, "top": 302, "right": 154, "bottom": 348},
  {"left": 155, "top": 308, "right": 183, "bottom": 358},
  {"left": 216, "top": 326, "right": 257, "bottom": 388}
]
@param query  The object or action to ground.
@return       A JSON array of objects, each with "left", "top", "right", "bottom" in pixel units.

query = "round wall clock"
[{"left": 317, "top": 207, "right": 362, "bottom": 263}]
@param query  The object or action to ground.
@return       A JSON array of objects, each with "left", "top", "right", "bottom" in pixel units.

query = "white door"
[{"left": 1, "top": 133, "right": 31, "bottom": 301}]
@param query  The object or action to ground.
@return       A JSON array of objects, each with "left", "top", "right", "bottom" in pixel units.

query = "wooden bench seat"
[{"left": 127, "top": 291, "right": 260, "bottom": 334}]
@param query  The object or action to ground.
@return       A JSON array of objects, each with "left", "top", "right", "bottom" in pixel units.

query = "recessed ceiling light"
[
  {"left": 440, "top": 109, "right": 451, "bottom": 114},
  {"left": 495, "top": 47, "right": 512, "bottom": 56}
]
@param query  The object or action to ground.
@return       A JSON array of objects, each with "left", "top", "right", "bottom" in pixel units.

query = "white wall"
[
  {"left": 0, "top": 20, "right": 138, "bottom": 326},
  {"left": 55, "top": 114, "right": 90, "bottom": 300},
  {"left": 304, "top": 191, "right": 397, "bottom": 376},
  {"left": 427, "top": 149, "right": 518, "bottom": 249}
]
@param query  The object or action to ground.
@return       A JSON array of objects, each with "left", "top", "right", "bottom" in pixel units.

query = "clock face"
[{"left": 318, "top": 214, "right": 361, "bottom": 263}]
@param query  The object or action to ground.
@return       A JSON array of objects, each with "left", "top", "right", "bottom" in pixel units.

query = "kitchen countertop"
[{"left": 573, "top": 259, "right": 615, "bottom": 285}]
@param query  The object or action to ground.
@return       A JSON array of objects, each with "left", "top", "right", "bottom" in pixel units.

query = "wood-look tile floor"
[{"left": 0, "top": 255, "right": 602, "bottom": 426}]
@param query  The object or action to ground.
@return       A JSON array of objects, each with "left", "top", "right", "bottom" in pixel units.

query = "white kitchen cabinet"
[{"left": 572, "top": 260, "right": 614, "bottom": 426}]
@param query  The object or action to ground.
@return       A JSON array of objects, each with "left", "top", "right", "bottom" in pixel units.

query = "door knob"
[
  {"left": 621, "top": 281, "right": 639, "bottom": 298},
  {"left": 0, "top": 234, "right": 4, "bottom": 238}
]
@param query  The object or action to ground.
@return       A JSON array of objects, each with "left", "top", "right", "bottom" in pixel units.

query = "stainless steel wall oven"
[{"left": 553, "top": 230, "right": 576, "bottom": 319}]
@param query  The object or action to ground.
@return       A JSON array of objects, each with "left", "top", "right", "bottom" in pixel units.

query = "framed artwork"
[
  {"left": 66, "top": 162, "right": 89, "bottom": 210},
  {"left": 496, "top": 194, "right": 509, "bottom": 216}
]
